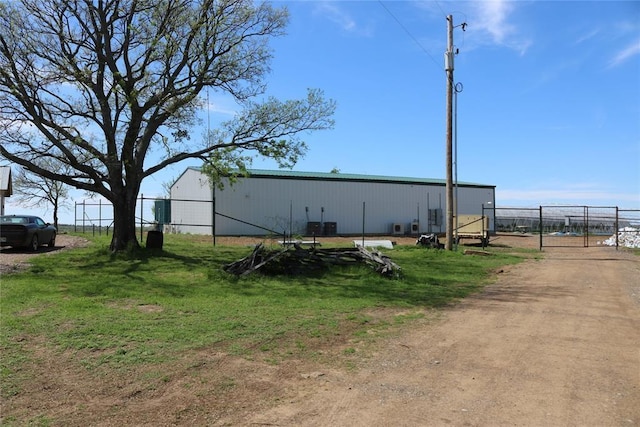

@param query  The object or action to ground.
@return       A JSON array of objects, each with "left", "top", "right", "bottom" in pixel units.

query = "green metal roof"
[{"left": 187, "top": 166, "right": 494, "bottom": 188}]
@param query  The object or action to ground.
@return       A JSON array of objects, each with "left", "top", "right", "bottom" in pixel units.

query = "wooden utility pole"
[{"left": 445, "top": 15, "right": 454, "bottom": 250}]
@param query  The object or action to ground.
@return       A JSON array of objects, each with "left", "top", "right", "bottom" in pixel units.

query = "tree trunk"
[
  {"left": 53, "top": 205, "right": 59, "bottom": 230},
  {"left": 52, "top": 193, "right": 59, "bottom": 230},
  {"left": 109, "top": 189, "right": 140, "bottom": 252}
]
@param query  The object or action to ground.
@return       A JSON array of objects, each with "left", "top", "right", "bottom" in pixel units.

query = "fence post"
[
  {"left": 140, "top": 194, "right": 144, "bottom": 243},
  {"left": 212, "top": 188, "right": 216, "bottom": 247},
  {"left": 615, "top": 206, "right": 619, "bottom": 250},
  {"left": 539, "top": 206, "right": 543, "bottom": 251},
  {"left": 584, "top": 206, "right": 588, "bottom": 248},
  {"left": 481, "top": 204, "right": 486, "bottom": 249},
  {"left": 361, "top": 201, "right": 365, "bottom": 247}
]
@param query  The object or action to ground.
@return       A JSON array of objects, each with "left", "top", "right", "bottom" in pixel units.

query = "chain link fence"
[
  {"left": 74, "top": 197, "right": 639, "bottom": 250},
  {"left": 74, "top": 196, "right": 286, "bottom": 244},
  {"left": 495, "top": 206, "right": 640, "bottom": 249}
]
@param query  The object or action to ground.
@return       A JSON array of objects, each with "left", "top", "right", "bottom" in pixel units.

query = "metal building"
[
  {"left": 0, "top": 166, "right": 12, "bottom": 216},
  {"left": 169, "top": 167, "right": 495, "bottom": 237}
]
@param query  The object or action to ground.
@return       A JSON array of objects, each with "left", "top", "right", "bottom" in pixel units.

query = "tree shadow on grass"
[
  {"left": 217, "top": 263, "right": 483, "bottom": 309},
  {"left": 62, "top": 248, "right": 224, "bottom": 298},
  {"left": 48, "top": 244, "right": 512, "bottom": 308}
]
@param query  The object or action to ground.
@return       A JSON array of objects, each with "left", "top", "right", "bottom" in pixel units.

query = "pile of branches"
[{"left": 223, "top": 243, "right": 401, "bottom": 278}]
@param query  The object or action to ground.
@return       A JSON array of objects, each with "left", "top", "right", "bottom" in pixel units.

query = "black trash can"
[{"left": 146, "top": 230, "right": 164, "bottom": 249}]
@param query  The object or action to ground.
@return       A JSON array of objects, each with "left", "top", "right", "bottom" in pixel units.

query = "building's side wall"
[
  {"left": 170, "top": 169, "right": 495, "bottom": 236},
  {"left": 213, "top": 177, "right": 444, "bottom": 236},
  {"left": 169, "top": 168, "right": 214, "bottom": 234}
]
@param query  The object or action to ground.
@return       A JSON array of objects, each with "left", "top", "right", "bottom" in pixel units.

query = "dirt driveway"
[
  {"left": 245, "top": 245, "right": 640, "bottom": 426},
  {"left": 0, "top": 234, "right": 89, "bottom": 274},
  {"left": 2, "top": 236, "right": 639, "bottom": 426}
]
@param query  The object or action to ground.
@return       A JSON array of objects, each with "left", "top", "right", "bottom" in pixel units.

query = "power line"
[
  {"left": 377, "top": 1, "right": 442, "bottom": 73},
  {"left": 433, "top": 0, "right": 449, "bottom": 20}
]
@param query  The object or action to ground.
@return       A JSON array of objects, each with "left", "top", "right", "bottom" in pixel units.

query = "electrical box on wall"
[
  {"left": 444, "top": 51, "right": 454, "bottom": 71},
  {"left": 429, "top": 209, "right": 442, "bottom": 226}
]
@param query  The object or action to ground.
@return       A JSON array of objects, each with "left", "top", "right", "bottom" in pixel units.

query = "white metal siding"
[
  {"left": 170, "top": 169, "right": 494, "bottom": 236},
  {"left": 169, "top": 168, "right": 213, "bottom": 234}
]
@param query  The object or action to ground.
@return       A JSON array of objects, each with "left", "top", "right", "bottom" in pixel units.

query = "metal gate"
[{"left": 540, "top": 206, "right": 618, "bottom": 248}]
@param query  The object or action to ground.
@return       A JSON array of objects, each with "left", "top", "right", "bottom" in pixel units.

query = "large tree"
[{"left": 0, "top": 0, "right": 335, "bottom": 251}]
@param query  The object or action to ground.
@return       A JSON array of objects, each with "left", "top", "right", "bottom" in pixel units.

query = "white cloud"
[
  {"left": 476, "top": 0, "right": 512, "bottom": 44},
  {"left": 608, "top": 38, "right": 640, "bottom": 68},
  {"left": 574, "top": 28, "right": 600, "bottom": 45},
  {"left": 203, "top": 92, "right": 239, "bottom": 117},
  {"left": 314, "top": 1, "right": 373, "bottom": 37},
  {"left": 466, "top": 0, "right": 531, "bottom": 55},
  {"left": 316, "top": 2, "right": 355, "bottom": 31}
]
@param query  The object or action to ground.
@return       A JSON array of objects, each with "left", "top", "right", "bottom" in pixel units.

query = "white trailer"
[{"left": 454, "top": 214, "right": 490, "bottom": 246}]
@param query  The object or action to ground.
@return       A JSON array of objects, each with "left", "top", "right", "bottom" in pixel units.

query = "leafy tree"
[
  {"left": 12, "top": 160, "right": 71, "bottom": 230},
  {"left": 0, "top": 0, "right": 335, "bottom": 251}
]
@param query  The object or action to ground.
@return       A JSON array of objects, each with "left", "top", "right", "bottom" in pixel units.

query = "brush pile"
[{"left": 224, "top": 243, "right": 401, "bottom": 277}]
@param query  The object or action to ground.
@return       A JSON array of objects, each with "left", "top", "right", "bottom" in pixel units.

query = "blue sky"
[
  {"left": 250, "top": 0, "right": 639, "bottom": 209},
  {"left": 258, "top": 0, "right": 639, "bottom": 209},
  {"left": 5, "top": 0, "right": 640, "bottom": 224}
]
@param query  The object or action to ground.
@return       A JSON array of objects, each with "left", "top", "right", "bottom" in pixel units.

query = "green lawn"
[{"left": 0, "top": 234, "right": 522, "bottom": 398}]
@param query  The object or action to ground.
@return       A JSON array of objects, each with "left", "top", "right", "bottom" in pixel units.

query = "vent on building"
[
  {"left": 410, "top": 222, "right": 419, "bottom": 234},
  {"left": 392, "top": 223, "right": 404, "bottom": 235}
]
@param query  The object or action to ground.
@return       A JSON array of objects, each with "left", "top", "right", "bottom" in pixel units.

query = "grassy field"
[{"left": 0, "top": 234, "right": 523, "bottom": 401}]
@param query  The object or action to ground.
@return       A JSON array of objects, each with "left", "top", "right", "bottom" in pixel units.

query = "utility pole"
[{"left": 445, "top": 15, "right": 454, "bottom": 250}]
